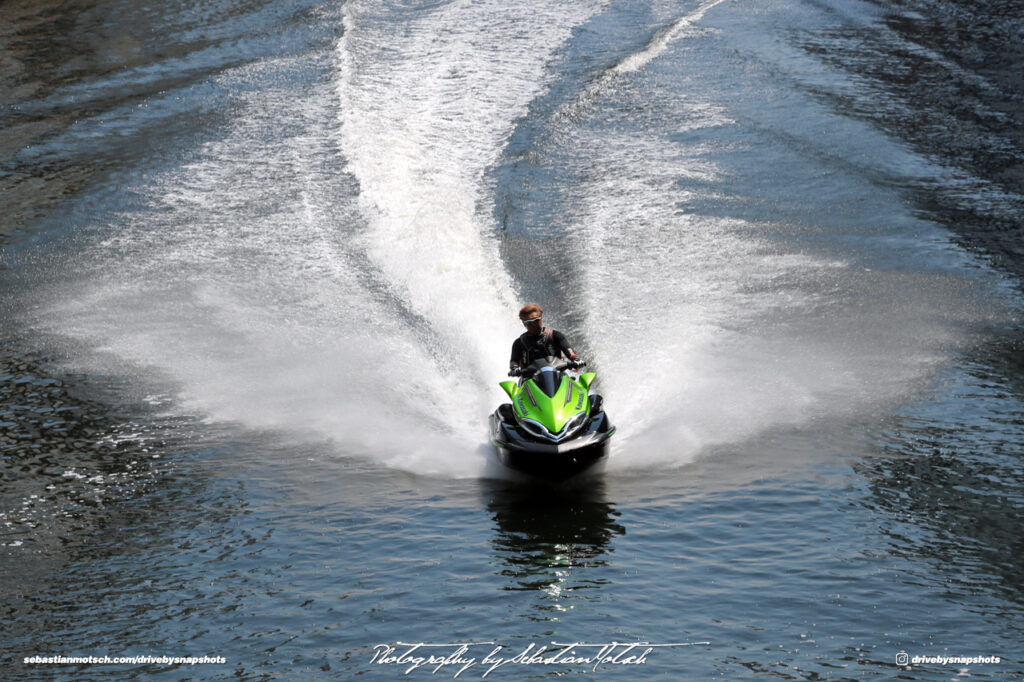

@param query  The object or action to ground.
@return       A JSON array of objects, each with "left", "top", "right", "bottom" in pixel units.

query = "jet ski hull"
[{"left": 489, "top": 406, "right": 614, "bottom": 482}]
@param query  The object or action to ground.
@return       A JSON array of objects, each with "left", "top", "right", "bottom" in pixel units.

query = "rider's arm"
[
  {"left": 510, "top": 339, "right": 523, "bottom": 371},
  {"left": 552, "top": 330, "right": 578, "bottom": 361}
]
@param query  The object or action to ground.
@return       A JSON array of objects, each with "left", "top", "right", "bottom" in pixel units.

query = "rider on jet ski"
[
  {"left": 509, "top": 303, "right": 583, "bottom": 376},
  {"left": 493, "top": 303, "right": 611, "bottom": 481}
]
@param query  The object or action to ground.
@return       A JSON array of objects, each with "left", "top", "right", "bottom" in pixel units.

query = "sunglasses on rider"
[{"left": 521, "top": 317, "right": 542, "bottom": 325}]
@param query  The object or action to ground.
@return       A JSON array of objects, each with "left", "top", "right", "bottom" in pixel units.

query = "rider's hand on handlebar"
[{"left": 508, "top": 367, "right": 522, "bottom": 377}]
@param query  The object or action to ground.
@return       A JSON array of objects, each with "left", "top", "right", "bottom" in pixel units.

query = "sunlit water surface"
[{"left": 1, "top": 0, "right": 1022, "bottom": 679}]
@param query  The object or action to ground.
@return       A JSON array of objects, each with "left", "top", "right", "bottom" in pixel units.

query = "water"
[{"left": 1, "top": 0, "right": 1022, "bottom": 679}]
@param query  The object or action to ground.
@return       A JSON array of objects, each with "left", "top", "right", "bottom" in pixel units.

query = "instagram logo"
[{"left": 896, "top": 651, "right": 909, "bottom": 666}]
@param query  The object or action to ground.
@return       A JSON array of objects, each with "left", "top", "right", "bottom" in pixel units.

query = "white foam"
[
  {"left": 548, "top": 9, "right": 985, "bottom": 471},
  {"left": 559, "top": 0, "right": 729, "bottom": 122},
  {"left": 29, "top": 0, "right": 998, "bottom": 480},
  {"left": 611, "top": 0, "right": 728, "bottom": 77},
  {"left": 336, "top": 0, "right": 603, "bottom": 378},
  {"left": 37, "top": 0, "right": 605, "bottom": 477}
]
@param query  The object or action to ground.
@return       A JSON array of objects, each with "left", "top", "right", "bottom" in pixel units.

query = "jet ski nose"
[{"left": 533, "top": 366, "right": 562, "bottom": 397}]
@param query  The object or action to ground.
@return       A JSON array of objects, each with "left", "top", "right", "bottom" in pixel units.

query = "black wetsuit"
[{"left": 510, "top": 327, "right": 576, "bottom": 370}]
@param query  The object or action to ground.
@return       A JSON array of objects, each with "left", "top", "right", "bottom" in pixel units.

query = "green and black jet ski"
[{"left": 489, "top": 357, "right": 615, "bottom": 482}]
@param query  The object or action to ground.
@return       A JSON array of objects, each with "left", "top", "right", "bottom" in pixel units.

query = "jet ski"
[{"left": 489, "top": 357, "right": 615, "bottom": 482}]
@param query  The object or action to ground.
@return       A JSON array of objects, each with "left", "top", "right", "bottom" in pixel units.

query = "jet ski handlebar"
[{"left": 508, "top": 359, "right": 586, "bottom": 377}]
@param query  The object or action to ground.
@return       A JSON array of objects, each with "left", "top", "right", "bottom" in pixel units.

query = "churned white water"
[{"left": 29, "top": 0, "right": 1000, "bottom": 478}]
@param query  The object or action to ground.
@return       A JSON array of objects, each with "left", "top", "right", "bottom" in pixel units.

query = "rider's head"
[{"left": 519, "top": 303, "right": 543, "bottom": 331}]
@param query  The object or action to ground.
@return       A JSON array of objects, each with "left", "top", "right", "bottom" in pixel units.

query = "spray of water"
[
  {"left": 551, "top": 1, "right": 991, "bottom": 470},
  {"left": 33, "top": 0, "right": 608, "bottom": 477},
  {"left": 26, "top": 0, "right": 994, "bottom": 478}
]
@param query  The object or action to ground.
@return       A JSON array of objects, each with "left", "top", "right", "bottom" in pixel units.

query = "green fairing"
[
  {"left": 579, "top": 372, "right": 596, "bottom": 391},
  {"left": 499, "top": 381, "right": 518, "bottom": 400},
  {"left": 503, "top": 375, "right": 591, "bottom": 433}
]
